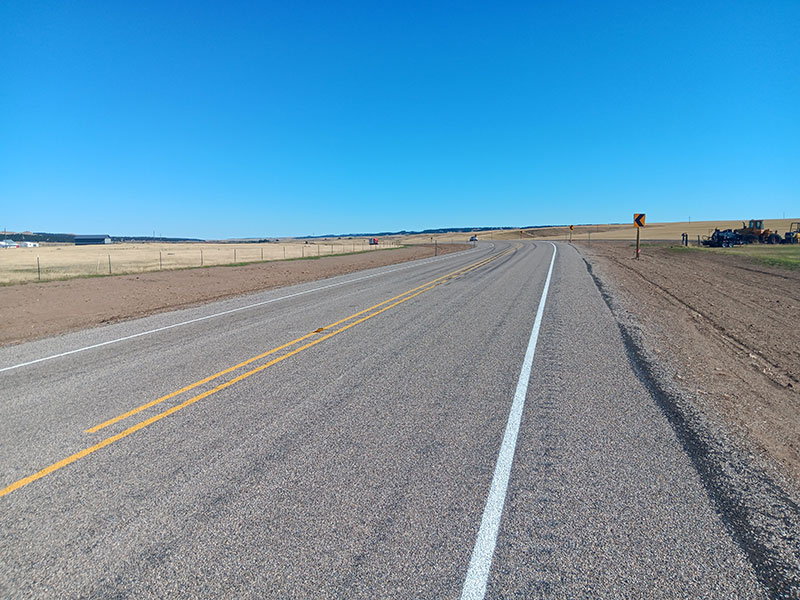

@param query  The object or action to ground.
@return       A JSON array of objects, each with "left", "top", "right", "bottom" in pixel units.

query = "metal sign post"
[{"left": 634, "top": 213, "right": 646, "bottom": 259}]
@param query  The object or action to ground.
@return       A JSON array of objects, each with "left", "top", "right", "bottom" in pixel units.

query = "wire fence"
[{"left": 0, "top": 241, "right": 399, "bottom": 284}]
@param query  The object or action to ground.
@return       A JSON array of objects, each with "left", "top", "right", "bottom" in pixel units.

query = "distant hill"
[
  {"left": 0, "top": 231, "right": 203, "bottom": 243},
  {"left": 1, "top": 231, "right": 75, "bottom": 243},
  {"left": 297, "top": 226, "right": 519, "bottom": 239},
  {"left": 111, "top": 235, "right": 204, "bottom": 243}
]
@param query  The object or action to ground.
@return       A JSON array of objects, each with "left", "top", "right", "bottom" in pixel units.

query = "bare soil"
[
  {"left": 577, "top": 241, "right": 800, "bottom": 483},
  {"left": 0, "top": 244, "right": 468, "bottom": 347}
]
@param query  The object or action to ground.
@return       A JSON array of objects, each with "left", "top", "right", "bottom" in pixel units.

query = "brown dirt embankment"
[
  {"left": 0, "top": 244, "right": 469, "bottom": 347},
  {"left": 578, "top": 241, "right": 800, "bottom": 482}
]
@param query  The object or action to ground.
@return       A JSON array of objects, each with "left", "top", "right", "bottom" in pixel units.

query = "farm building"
[{"left": 74, "top": 235, "right": 111, "bottom": 245}]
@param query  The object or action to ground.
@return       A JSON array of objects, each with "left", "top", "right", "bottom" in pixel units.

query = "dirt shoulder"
[
  {"left": 0, "top": 244, "right": 469, "bottom": 347},
  {"left": 578, "top": 241, "right": 800, "bottom": 593},
  {"left": 577, "top": 241, "right": 799, "bottom": 481}
]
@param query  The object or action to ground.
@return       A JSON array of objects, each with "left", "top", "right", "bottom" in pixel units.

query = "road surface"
[{"left": 0, "top": 242, "right": 767, "bottom": 598}]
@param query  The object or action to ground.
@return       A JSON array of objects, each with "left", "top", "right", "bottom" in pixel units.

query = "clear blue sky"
[{"left": 2, "top": 1, "right": 798, "bottom": 238}]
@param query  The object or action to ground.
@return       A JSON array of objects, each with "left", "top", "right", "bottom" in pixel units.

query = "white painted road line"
[
  {"left": 460, "top": 242, "right": 557, "bottom": 600},
  {"left": 0, "top": 246, "right": 483, "bottom": 374}
]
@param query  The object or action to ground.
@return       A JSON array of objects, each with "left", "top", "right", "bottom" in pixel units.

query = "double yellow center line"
[{"left": 1, "top": 247, "right": 515, "bottom": 498}]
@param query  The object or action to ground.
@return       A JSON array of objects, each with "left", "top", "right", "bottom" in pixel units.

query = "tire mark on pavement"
[{"left": 460, "top": 243, "right": 556, "bottom": 600}]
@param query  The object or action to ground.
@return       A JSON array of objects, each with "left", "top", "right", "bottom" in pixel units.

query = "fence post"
[
  {"left": 201, "top": 249, "right": 204, "bottom": 266},
  {"left": 261, "top": 247, "right": 264, "bottom": 260},
  {"left": 159, "top": 250, "right": 163, "bottom": 270},
  {"left": 37, "top": 256, "right": 41, "bottom": 281},
  {"left": 108, "top": 255, "right": 112, "bottom": 274},
  {"left": 234, "top": 248, "right": 237, "bottom": 262}
]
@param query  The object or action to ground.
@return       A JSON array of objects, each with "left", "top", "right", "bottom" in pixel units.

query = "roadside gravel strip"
[{"left": 580, "top": 251, "right": 800, "bottom": 597}]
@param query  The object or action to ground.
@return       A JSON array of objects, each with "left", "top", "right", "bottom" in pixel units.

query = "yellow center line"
[
  {"left": 0, "top": 246, "right": 515, "bottom": 498},
  {"left": 86, "top": 248, "right": 511, "bottom": 433}
]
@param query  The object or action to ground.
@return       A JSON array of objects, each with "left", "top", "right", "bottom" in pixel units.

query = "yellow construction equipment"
[
  {"left": 784, "top": 222, "right": 799, "bottom": 244},
  {"left": 735, "top": 219, "right": 782, "bottom": 244}
]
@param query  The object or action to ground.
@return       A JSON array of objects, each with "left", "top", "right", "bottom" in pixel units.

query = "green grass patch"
[
  {"left": 723, "top": 245, "right": 800, "bottom": 269},
  {"left": 665, "top": 245, "right": 696, "bottom": 253},
  {"left": 681, "top": 244, "right": 800, "bottom": 270}
]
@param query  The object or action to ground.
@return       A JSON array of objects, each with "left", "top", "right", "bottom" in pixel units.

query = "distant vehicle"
[
  {"left": 368, "top": 238, "right": 379, "bottom": 245},
  {"left": 0, "top": 239, "right": 19, "bottom": 248},
  {"left": 469, "top": 235, "right": 478, "bottom": 242}
]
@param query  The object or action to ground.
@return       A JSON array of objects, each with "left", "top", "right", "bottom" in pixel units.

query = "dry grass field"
[
  {"left": 0, "top": 239, "right": 398, "bottom": 284},
  {"left": 564, "top": 218, "right": 799, "bottom": 242},
  {"left": 399, "top": 218, "right": 798, "bottom": 244}
]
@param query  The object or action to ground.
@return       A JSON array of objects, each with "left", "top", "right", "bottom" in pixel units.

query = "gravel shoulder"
[
  {"left": 0, "top": 244, "right": 468, "bottom": 347},
  {"left": 577, "top": 241, "right": 800, "bottom": 595},
  {"left": 578, "top": 241, "right": 799, "bottom": 480}
]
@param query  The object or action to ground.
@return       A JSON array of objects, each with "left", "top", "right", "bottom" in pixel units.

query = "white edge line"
[
  {"left": 0, "top": 245, "right": 486, "bottom": 374},
  {"left": 460, "top": 241, "right": 557, "bottom": 600}
]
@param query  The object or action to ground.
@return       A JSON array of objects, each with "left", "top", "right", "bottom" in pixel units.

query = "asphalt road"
[{"left": 0, "top": 241, "right": 767, "bottom": 598}]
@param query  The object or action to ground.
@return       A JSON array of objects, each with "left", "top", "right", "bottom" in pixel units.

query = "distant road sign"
[
  {"left": 634, "top": 213, "right": 646, "bottom": 228},
  {"left": 569, "top": 225, "right": 574, "bottom": 231}
]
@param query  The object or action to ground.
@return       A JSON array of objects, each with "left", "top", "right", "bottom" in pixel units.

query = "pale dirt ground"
[
  {"left": 0, "top": 240, "right": 401, "bottom": 284},
  {"left": 0, "top": 244, "right": 467, "bottom": 346},
  {"left": 578, "top": 241, "right": 800, "bottom": 484}
]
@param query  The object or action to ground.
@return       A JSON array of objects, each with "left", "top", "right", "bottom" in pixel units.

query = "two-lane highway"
[{"left": 0, "top": 242, "right": 765, "bottom": 597}]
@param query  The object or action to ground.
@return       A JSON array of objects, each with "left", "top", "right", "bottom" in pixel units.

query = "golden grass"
[
  {"left": 400, "top": 218, "right": 799, "bottom": 243},
  {"left": 565, "top": 218, "right": 798, "bottom": 242},
  {"left": 0, "top": 240, "right": 398, "bottom": 284}
]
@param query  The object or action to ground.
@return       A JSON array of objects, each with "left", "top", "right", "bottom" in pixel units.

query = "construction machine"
[
  {"left": 702, "top": 229, "right": 742, "bottom": 248},
  {"left": 735, "top": 219, "right": 782, "bottom": 244},
  {"left": 785, "top": 222, "right": 800, "bottom": 244}
]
